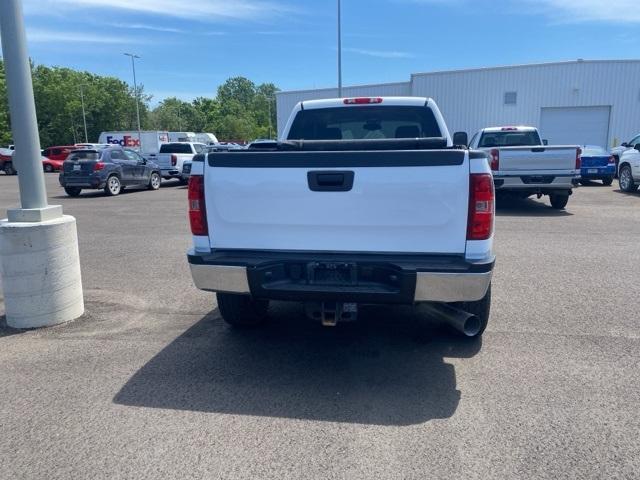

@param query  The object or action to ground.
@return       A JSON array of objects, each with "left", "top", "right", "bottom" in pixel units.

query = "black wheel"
[
  {"left": 458, "top": 284, "right": 491, "bottom": 339},
  {"left": 148, "top": 172, "right": 161, "bottom": 190},
  {"left": 601, "top": 176, "right": 613, "bottom": 186},
  {"left": 579, "top": 179, "right": 590, "bottom": 186},
  {"left": 217, "top": 293, "right": 269, "bottom": 327},
  {"left": 104, "top": 175, "right": 122, "bottom": 196},
  {"left": 549, "top": 194, "right": 569, "bottom": 209},
  {"left": 44, "top": 163, "right": 54, "bottom": 173},
  {"left": 64, "top": 186, "right": 82, "bottom": 197},
  {"left": 179, "top": 177, "right": 188, "bottom": 186},
  {"left": 4, "top": 162, "right": 16, "bottom": 175},
  {"left": 618, "top": 165, "right": 638, "bottom": 192}
]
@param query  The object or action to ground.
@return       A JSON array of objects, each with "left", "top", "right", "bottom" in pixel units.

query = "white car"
[
  {"left": 156, "top": 142, "right": 207, "bottom": 183},
  {"left": 618, "top": 146, "right": 640, "bottom": 192},
  {"left": 611, "top": 133, "right": 640, "bottom": 175},
  {"left": 186, "top": 96, "right": 495, "bottom": 339}
]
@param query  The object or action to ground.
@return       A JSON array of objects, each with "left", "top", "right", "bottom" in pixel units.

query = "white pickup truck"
[
  {"left": 468, "top": 126, "right": 581, "bottom": 209},
  {"left": 156, "top": 142, "right": 206, "bottom": 183},
  {"left": 186, "top": 97, "right": 495, "bottom": 338}
]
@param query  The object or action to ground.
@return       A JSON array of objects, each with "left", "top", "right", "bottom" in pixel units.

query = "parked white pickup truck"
[
  {"left": 468, "top": 126, "right": 581, "bottom": 209},
  {"left": 186, "top": 97, "right": 496, "bottom": 338},
  {"left": 156, "top": 142, "right": 206, "bottom": 183}
]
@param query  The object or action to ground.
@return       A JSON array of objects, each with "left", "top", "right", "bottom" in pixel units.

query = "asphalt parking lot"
[{"left": 1, "top": 174, "right": 639, "bottom": 479}]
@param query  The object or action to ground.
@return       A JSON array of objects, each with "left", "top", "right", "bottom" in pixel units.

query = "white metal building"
[{"left": 276, "top": 60, "right": 640, "bottom": 148}]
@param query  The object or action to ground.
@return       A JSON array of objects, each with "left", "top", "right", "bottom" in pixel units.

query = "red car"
[{"left": 42, "top": 145, "right": 77, "bottom": 172}]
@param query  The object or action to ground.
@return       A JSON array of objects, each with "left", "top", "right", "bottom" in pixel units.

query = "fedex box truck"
[{"left": 98, "top": 131, "right": 170, "bottom": 160}]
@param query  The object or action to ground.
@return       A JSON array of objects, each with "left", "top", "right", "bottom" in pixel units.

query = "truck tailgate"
[
  {"left": 498, "top": 146, "right": 577, "bottom": 171},
  {"left": 204, "top": 149, "right": 469, "bottom": 254}
]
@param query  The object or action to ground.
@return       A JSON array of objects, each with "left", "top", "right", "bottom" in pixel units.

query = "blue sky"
[{"left": 19, "top": 0, "right": 640, "bottom": 104}]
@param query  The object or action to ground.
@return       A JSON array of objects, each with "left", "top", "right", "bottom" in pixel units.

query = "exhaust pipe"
[{"left": 421, "top": 303, "right": 481, "bottom": 337}]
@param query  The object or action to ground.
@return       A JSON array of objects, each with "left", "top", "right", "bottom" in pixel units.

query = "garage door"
[{"left": 540, "top": 106, "right": 611, "bottom": 147}]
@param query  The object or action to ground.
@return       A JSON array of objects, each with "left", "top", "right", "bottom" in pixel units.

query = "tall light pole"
[
  {"left": 337, "top": 0, "right": 342, "bottom": 97},
  {"left": 0, "top": 0, "right": 84, "bottom": 328},
  {"left": 79, "top": 84, "right": 88, "bottom": 143},
  {"left": 124, "top": 53, "right": 142, "bottom": 145}
]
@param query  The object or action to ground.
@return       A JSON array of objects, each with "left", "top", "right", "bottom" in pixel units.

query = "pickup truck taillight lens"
[
  {"left": 467, "top": 173, "right": 494, "bottom": 241},
  {"left": 171, "top": 154, "right": 178, "bottom": 167},
  {"left": 575, "top": 148, "right": 582, "bottom": 170},
  {"left": 489, "top": 149, "right": 499, "bottom": 171},
  {"left": 93, "top": 162, "right": 105, "bottom": 171},
  {"left": 188, "top": 176, "right": 208, "bottom": 235},
  {"left": 608, "top": 155, "right": 616, "bottom": 165}
]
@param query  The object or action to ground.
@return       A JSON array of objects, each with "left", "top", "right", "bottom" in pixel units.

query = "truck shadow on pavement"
[
  {"left": 114, "top": 303, "right": 481, "bottom": 426},
  {"left": 495, "top": 196, "right": 573, "bottom": 217}
]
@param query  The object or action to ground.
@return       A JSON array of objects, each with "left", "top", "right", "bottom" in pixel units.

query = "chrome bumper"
[
  {"left": 414, "top": 271, "right": 492, "bottom": 302},
  {"left": 189, "top": 263, "right": 492, "bottom": 303}
]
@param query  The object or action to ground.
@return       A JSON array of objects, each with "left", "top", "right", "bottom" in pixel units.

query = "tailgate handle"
[{"left": 307, "top": 171, "right": 354, "bottom": 192}]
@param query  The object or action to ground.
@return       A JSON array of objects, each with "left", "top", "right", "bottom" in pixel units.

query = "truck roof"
[
  {"left": 481, "top": 126, "right": 537, "bottom": 133},
  {"left": 301, "top": 96, "right": 432, "bottom": 110}
]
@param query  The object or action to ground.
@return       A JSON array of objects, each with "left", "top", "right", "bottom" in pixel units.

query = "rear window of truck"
[
  {"left": 287, "top": 106, "right": 442, "bottom": 140},
  {"left": 479, "top": 131, "right": 541, "bottom": 147},
  {"left": 159, "top": 143, "right": 193, "bottom": 154}
]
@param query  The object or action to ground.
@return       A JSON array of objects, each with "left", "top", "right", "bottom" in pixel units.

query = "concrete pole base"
[{"left": 0, "top": 215, "right": 84, "bottom": 328}]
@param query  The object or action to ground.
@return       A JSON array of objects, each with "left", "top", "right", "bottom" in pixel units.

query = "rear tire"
[
  {"left": 104, "top": 175, "right": 122, "bottom": 196},
  {"left": 148, "top": 172, "right": 161, "bottom": 190},
  {"left": 549, "top": 194, "right": 569, "bottom": 209},
  {"left": 579, "top": 179, "right": 590, "bottom": 186},
  {"left": 4, "top": 162, "right": 16, "bottom": 175},
  {"left": 457, "top": 284, "right": 491, "bottom": 339},
  {"left": 217, "top": 293, "right": 269, "bottom": 327},
  {"left": 64, "top": 186, "right": 82, "bottom": 197},
  {"left": 179, "top": 177, "right": 188, "bottom": 186},
  {"left": 44, "top": 163, "right": 54, "bottom": 173},
  {"left": 602, "top": 176, "right": 613, "bottom": 186},
  {"left": 618, "top": 165, "right": 638, "bottom": 192}
]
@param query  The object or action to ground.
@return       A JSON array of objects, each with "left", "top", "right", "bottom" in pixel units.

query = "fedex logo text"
[{"left": 106, "top": 135, "right": 141, "bottom": 147}]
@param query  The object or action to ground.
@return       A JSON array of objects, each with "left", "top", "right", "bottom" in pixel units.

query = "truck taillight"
[
  {"left": 171, "top": 154, "right": 177, "bottom": 166},
  {"left": 575, "top": 148, "right": 582, "bottom": 170},
  {"left": 489, "top": 149, "right": 499, "bottom": 171},
  {"left": 608, "top": 155, "right": 615, "bottom": 165},
  {"left": 93, "top": 162, "right": 105, "bottom": 171},
  {"left": 467, "top": 173, "right": 494, "bottom": 241},
  {"left": 188, "top": 176, "right": 208, "bottom": 235},
  {"left": 343, "top": 97, "right": 383, "bottom": 104}
]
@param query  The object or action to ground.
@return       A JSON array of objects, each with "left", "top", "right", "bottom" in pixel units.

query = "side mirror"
[
  {"left": 542, "top": 139, "right": 548, "bottom": 146},
  {"left": 634, "top": 144, "right": 640, "bottom": 151},
  {"left": 452, "top": 131, "right": 468, "bottom": 146},
  {"left": 621, "top": 142, "right": 629, "bottom": 147}
]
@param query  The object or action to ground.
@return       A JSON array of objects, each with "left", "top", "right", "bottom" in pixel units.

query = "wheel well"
[{"left": 619, "top": 161, "right": 631, "bottom": 171}]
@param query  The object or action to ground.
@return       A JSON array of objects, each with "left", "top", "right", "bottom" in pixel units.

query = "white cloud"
[
  {"left": 107, "top": 23, "right": 184, "bottom": 33},
  {"left": 531, "top": 0, "right": 640, "bottom": 23},
  {"left": 25, "top": 0, "right": 293, "bottom": 22},
  {"left": 343, "top": 47, "right": 415, "bottom": 59},
  {"left": 26, "top": 28, "right": 147, "bottom": 44}
]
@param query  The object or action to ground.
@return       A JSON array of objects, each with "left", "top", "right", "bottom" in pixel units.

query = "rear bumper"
[
  {"left": 580, "top": 166, "right": 615, "bottom": 178},
  {"left": 187, "top": 249, "right": 494, "bottom": 304},
  {"left": 493, "top": 172, "right": 579, "bottom": 191},
  {"left": 161, "top": 168, "right": 180, "bottom": 178},
  {"left": 59, "top": 174, "right": 105, "bottom": 189}
]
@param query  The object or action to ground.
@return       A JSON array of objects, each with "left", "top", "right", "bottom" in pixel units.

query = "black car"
[{"left": 59, "top": 146, "right": 162, "bottom": 197}]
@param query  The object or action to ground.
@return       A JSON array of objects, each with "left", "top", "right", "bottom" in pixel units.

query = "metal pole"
[
  {"left": 0, "top": 0, "right": 48, "bottom": 210},
  {"left": 79, "top": 84, "right": 88, "bottom": 143},
  {"left": 267, "top": 97, "right": 272, "bottom": 139},
  {"left": 124, "top": 53, "right": 142, "bottom": 146},
  {"left": 177, "top": 103, "right": 181, "bottom": 131},
  {"left": 337, "top": 0, "right": 342, "bottom": 98},
  {"left": 70, "top": 113, "right": 77, "bottom": 144}
]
